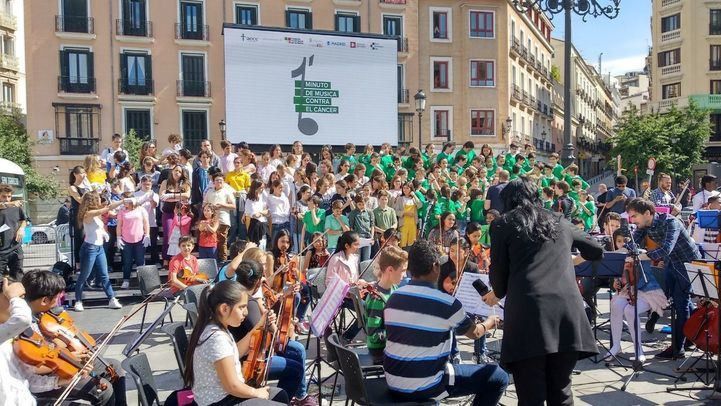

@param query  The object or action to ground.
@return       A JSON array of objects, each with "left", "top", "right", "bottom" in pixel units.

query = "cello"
[{"left": 683, "top": 299, "right": 720, "bottom": 354}]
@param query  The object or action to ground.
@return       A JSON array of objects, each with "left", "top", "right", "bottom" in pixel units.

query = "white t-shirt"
[
  {"left": 267, "top": 193, "right": 290, "bottom": 224},
  {"left": 134, "top": 190, "right": 159, "bottom": 228},
  {"left": 192, "top": 324, "right": 242, "bottom": 406},
  {"left": 692, "top": 190, "right": 721, "bottom": 212},
  {"left": 204, "top": 187, "right": 235, "bottom": 226},
  {"left": 245, "top": 193, "right": 268, "bottom": 223},
  {"left": 219, "top": 153, "right": 238, "bottom": 174}
]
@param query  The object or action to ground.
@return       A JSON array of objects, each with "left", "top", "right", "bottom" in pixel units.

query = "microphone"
[{"left": 472, "top": 279, "right": 504, "bottom": 309}]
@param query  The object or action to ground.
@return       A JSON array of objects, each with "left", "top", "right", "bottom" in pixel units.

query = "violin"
[
  {"left": 261, "top": 281, "right": 281, "bottom": 309},
  {"left": 620, "top": 260, "right": 637, "bottom": 305},
  {"left": 275, "top": 289, "right": 296, "bottom": 354},
  {"left": 242, "top": 297, "right": 277, "bottom": 387},
  {"left": 180, "top": 266, "right": 209, "bottom": 286},
  {"left": 358, "top": 283, "right": 387, "bottom": 303},
  {"left": 271, "top": 254, "right": 300, "bottom": 293},
  {"left": 644, "top": 236, "right": 662, "bottom": 268},
  {"left": 38, "top": 308, "right": 119, "bottom": 382}
]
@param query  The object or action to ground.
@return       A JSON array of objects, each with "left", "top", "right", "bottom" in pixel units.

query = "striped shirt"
[
  {"left": 383, "top": 280, "right": 473, "bottom": 399},
  {"left": 365, "top": 284, "right": 396, "bottom": 352}
]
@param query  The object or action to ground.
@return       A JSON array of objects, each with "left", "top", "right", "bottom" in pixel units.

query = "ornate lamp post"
[
  {"left": 414, "top": 90, "right": 426, "bottom": 150},
  {"left": 503, "top": 116, "right": 513, "bottom": 139},
  {"left": 218, "top": 119, "right": 226, "bottom": 141},
  {"left": 512, "top": 0, "right": 620, "bottom": 166}
]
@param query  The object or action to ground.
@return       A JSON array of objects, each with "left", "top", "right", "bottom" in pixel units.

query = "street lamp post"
[
  {"left": 218, "top": 119, "right": 226, "bottom": 141},
  {"left": 414, "top": 90, "right": 426, "bottom": 150},
  {"left": 512, "top": 0, "right": 620, "bottom": 166}
]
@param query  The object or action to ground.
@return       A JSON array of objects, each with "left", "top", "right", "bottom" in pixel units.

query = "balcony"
[
  {"left": 659, "top": 63, "right": 681, "bottom": 76},
  {"left": 0, "top": 8, "right": 16, "bottom": 30},
  {"left": 398, "top": 88, "right": 409, "bottom": 104},
  {"left": 472, "top": 128, "right": 494, "bottom": 136},
  {"left": 711, "top": 59, "right": 721, "bottom": 71},
  {"left": 380, "top": 0, "right": 406, "bottom": 4},
  {"left": 58, "top": 76, "right": 96, "bottom": 93},
  {"left": 175, "top": 23, "right": 209, "bottom": 41},
  {"left": 661, "top": 0, "right": 680, "bottom": 7},
  {"left": 530, "top": 95, "right": 537, "bottom": 107},
  {"left": 520, "top": 45, "right": 529, "bottom": 60},
  {"left": 523, "top": 90, "right": 531, "bottom": 106},
  {"left": 116, "top": 19, "right": 153, "bottom": 37},
  {"left": 510, "top": 37, "right": 521, "bottom": 57},
  {"left": 396, "top": 37, "right": 408, "bottom": 53},
  {"left": 55, "top": 15, "right": 94, "bottom": 34},
  {"left": 511, "top": 84, "right": 522, "bottom": 103},
  {"left": 59, "top": 137, "right": 99, "bottom": 155},
  {"left": 536, "top": 100, "right": 542, "bottom": 112},
  {"left": 661, "top": 29, "right": 680, "bottom": 42},
  {"left": 529, "top": 53, "right": 537, "bottom": 68},
  {"left": 118, "top": 78, "right": 154, "bottom": 96},
  {"left": 689, "top": 94, "right": 721, "bottom": 110},
  {"left": 176, "top": 80, "right": 211, "bottom": 97},
  {"left": 0, "top": 54, "right": 18, "bottom": 71},
  {"left": 434, "top": 129, "right": 452, "bottom": 140}
]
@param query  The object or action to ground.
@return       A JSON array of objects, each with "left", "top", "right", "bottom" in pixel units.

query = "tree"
[
  {"left": 123, "top": 129, "right": 143, "bottom": 169},
  {"left": 551, "top": 65, "right": 561, "bottom": 82},
  {"left": 0, "top": 113, "right": 59, "bottom": 199},
  {"left": 610, "top": 101, "right": 710, "bottom": 181}
]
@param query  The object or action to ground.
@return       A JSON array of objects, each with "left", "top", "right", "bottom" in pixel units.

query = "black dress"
[{"left": 489, "top": 213, "right": 603, "bottom": 365}]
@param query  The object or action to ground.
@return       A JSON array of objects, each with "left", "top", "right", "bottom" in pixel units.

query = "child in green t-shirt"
[
  {"left": 301, "top": 196, "right": 326, "bottom": 248},
  {"left": 541, "top": 187, "right": 555, "bottom": 211},
  {"left": 577, "top": 190, "right": 597, "bottom": 232},
  {"left": 468, "top": 188, "right": 486, "bottom": 224}
]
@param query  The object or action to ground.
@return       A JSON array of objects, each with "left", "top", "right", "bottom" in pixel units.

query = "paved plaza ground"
[{"left": 73, "top": 290, "right": 718, "bottom": 406}]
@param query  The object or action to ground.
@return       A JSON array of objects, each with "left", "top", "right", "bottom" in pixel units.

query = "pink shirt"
[
  {"left": 325, "top": 251, "right": 359, "bottom": 287},
  {"left": 118, "top": 207, "right": 147, "bottom": 243}
]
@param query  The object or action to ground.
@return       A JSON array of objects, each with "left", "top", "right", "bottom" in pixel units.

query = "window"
[
  {"left": 662, "top": 83, "right": 680, "bottom": 99},
  {"left": 121, "top": 0, "right": 148, "bottom": 36},
  {"left": 661, "top": 13, "right": 680, "bottom": 33},
  {"left": 59, "top": 0, "right": 91, "bottom": 33},
  {"left": 712, "top": 114, "right": 721, "bottom": 142},
  {"left": 335, "top": 12, "right": 359, "bottom": 33},
  {"left": 433, "top": 109, "right": 450, "bottom": 139},
  {"left": 471, "top": 110, "right": 494, "bottom": 136},
  {"left": 712, "top": 80, "right": 721, "bottom": 95},
  {"left": 120, "top": 52, "right": 152, "bottom": 95},
  {"left": 53, "top": 103, "right": 102, "bottom": 155},
  {"left": 432, "top": 10, "right": 448, "bottom": 39},
  {"left": 59, "top": 49, "right": 94, "bottom": 93},
  {"left": 470, "top": 60, "right": 494, "bottom": 87},
  {"left": 398, "top": 113, "right": 414, "bottom": 144},
  {"left": 2, "top": 83, "right": 14, "bottom": 105},
  {"left": 397, "top": 64, "right": 406, "bottom": 103},
  {"left": 286, "top": 9, "right": 312, "bottom": 30},
  {"left": 179, "top": 1, "right": 205, "bottom": 40},
  {"left": 2, "top": 37, "right": 13, "bottom": 56},
  {"left": 182, "top": 110, "right": 207, "bottom": 154},
  {"left": 712, "top": 45, "right": 721, "bottom": 70},
  {"left": 433, "top": 60, "right": 450, "bottom": 89},
  {"left": 711, "top": 9, "right": 721, "bottom": 35},
  {"left": 125, "top": 109, "right": 151, "bottom": 140},
  {"left": 469, "top": 11, "right": 493, "bottom": 38},
  {"left": 180, "top": 53, "right": 207, "bottom": 97},
  {"left": 657, "top": 48, "right": 680, "bottom": 67},
  {"left": 383, "top": 15, "right": 402, "bottom": 37},
  {"left": 235, "top": 4, "right": 258, "bottom": 25}
]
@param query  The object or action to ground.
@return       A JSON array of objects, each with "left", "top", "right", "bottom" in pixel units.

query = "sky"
[{"left": 552, "top": 0, "right": 651, "bottom": 77}]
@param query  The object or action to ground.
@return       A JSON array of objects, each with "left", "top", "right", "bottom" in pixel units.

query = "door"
[
  {"left": 125, "top": 109, "right": 151, "bottom": 140},
  {"left": 180, "top": 1, "right": 203, "bottom": 39},
  {"left": 182, "top": 111, "right": 207, "bottom": 154},
  {"left": 120, "top": 53, "right": 151, "bottom": 94},
  {"left": 383, "top": 16, "right": 403, "bottom": 51},
  {"left": 122, "top": 0, "right": 146, "bottom": 36},
  {"left": 62, "top": 0, "right": 88, "bottom": 33},
  {"left": 181, "top": 54, "right": 205, "bottom": 96}
]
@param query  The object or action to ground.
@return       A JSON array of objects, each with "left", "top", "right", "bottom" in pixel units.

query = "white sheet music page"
[
  {"left": 454, "top": 273, "right": 505, "bottom": 320},
  {"left": 310, "top": 276, "right": 350, "bottom": 336}
]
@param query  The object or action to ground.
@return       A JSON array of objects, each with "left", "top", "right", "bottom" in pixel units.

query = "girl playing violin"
[
  {"left": 184, "top": 280, "right": 289, "bottom": 406},
  {"left": 168, "top": 236, "right": 203, "bottom": 294},
  {"left": 326, "top": 231, "right": 367, "bottom": 341},
  {"left": 270, "top": 230, "right": 312, "bottom": 335},
  {"left": 302, "top": 232, "right": 330, "bottom": 272},
  {"left": 227, "top": 260, "right": 317, "bottom": 405}
]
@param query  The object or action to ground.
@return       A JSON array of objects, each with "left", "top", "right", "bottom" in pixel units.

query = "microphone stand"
[{"left": 617, "top": 232, "right": 679, "bottom": 391}]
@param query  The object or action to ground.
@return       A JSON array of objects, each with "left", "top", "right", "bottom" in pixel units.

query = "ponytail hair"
[{"left": 183, "top": 281, "right": 247, "bottom": 388}]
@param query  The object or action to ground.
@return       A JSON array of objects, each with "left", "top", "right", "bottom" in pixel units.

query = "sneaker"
[
  {"left": 296, "top": 322, "right": 309, "bottom": 335},
  {"left": 73, "top": 301, "right": 84, "bottom": 312},
  {"left": 473, "top": 354, "right": 495, "bottom": 364},
  {"left": 451, "top": 354, "right": 462, "bottom": 365},
  {"left": 684, "top": 341, "right": 696, "bottom": 352},
  {"left": 291, "top": 395, "right": 318, "bottom": 406},
  {"left": 120, "top": 280, "right": 130, "bottom": 290},
  {"left": 655, "top": 346, "right": 685, "bottom": 360},
  {"left": 645, "top": 311, "right": 660, "bottom": 333},
  {"left": 108, "top": 297, "right": 122, "bottom": 309}
]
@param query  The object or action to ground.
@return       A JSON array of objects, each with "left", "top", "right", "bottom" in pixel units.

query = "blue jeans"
[
  {"left": 271, "top": 222, "right": 290, "bottom": 243},
  {"left": 450, "top": 333, "right": 487, "bottom": 360},
  {"left": 296, "top": 283, "right": 311, "bottom": 321},
  {"left": 268, "top": 340, "right": 307, "bottom": 398},
  {"left": 77, "top": 242, "right": 115, "bottom": 302},
  {"left": 359, "top": 245, "right": 371, "bottom": 262},
  {"left": 665, "top": 264, "right": 694, "bottom": 352},
  {"left": 198, "top": 246, "right": 217, "bottom": 259},
  {"left": 457, "top": 219, "right": 468, "bottom": 235},
  {"left": 121, "top": 241, "right": 145, "bottom": 280}
]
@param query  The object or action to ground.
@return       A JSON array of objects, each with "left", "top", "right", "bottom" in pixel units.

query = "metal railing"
[
  {"left": 397, "top": 37, "right": 408, "bottom": 52},
  {"left": 58, "top": 76, "right": 96, "bottom": 93},
  {"left": 512, "top": 84, "right": 522, "bottom": 102},
  {"left": 116, "top": 19, "right": 153, "bottom": 37},
  {"left": 471, "top": 128, "right": 494, "bottom": 136},
  {"left": 175, "top": 23, "right": 209, "bottom": 41},
  {"left": 434, "top": 129, "right": 452, "bottom": 140},
  {"left": 59, "top": 137, "right": 99, "bottom": 155},
  {"left": 118, "top": 78, "right": 154, "bottom": 95},
  {"left": 0, "top": 8, "right": 16, "bottom": 30},
  {"left": 398, "top": 88, "right": 409, "bottom": 103},
  {"left": 176, "top": 80, "right": 211, "bottom": 97},
  {"left": 55, "top": 15, "right": 94, "bottom": 34},
  {"left": 0, "top": 53, "right": 18, "bottom": 70},
  {"left": 380, "top": 0, "right": 407, "bottom": 3}
]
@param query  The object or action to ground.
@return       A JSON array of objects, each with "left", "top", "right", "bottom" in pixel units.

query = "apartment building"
[
  {"left": 650, "top": 0, "right": 721, "bottom": 159},
  {"left": 0, "top": 0, "right": 22, "bottom": 114},
  {"left": 25, "top": 0, "right": 553, "bottom": 173},
  {"left": 616, "top": 70, "right": 650, "bottom": 113}
]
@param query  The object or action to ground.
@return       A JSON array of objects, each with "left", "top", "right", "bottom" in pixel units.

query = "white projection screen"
[{"left": 224, "top": 26, "right": 398, "bottom": 146}]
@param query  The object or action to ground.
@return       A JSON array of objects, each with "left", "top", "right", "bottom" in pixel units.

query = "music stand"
[
  {"left": 667, "top": 263, "right": 721, "bottom": 397},
  {"left": 575, "top": 252, "right": 626, "bottom": 365},
  {"left": 122, "top": 297, "right": 179, "bottom": 356},
  {"left": 700, "top": 243, "right": 721, "bottom": 261}
]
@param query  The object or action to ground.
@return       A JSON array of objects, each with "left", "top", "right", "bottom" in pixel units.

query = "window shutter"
[
  {"left": 307, "top": 12, "right": 312, "bottom": 29},
  {"left": 354, "top": 15, "right": 360, "bottom": 32},
  {"left": 119, "top": 53, "right": 127, "bottom": 92},
  {"left": 87, "top": 52, "right": 94, "bottom": 91},
  {"left": 146, "top": 55, "right": 153, "bottom": 93},
  {"left": 334, "top": 15, "right": 339, "bottom": 31},
  {"left": 285, "top": 10, "right": 291, "bottom": 27}
]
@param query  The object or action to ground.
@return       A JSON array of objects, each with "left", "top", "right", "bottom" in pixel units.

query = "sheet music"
[
  {"left": 310, "top": 276, "right": 350, "bottom": 337},
  {"left": 700, "top": 243, "right": 721, "bottom": 261},
  {"left": 359, "top": 237, "right": 374, "bottom": 248},
  {"left": 454, "top": 273, "right": 504, "bottom": 320},
  {"left": 685, "top": 263, "right": 719, "bottom": 300}
]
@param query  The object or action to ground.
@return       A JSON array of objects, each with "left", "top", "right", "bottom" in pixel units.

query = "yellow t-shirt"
[
  {"left": 225, "top": 170, "right": 250, "bottom": 192},
  {"left": 87, "top": 169, "right": 106, "bottom": 185}
]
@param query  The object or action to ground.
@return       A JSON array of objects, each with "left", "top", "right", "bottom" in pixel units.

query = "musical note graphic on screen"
[{"left": 292, "top": 55, "right": 339, "bottom": 136}]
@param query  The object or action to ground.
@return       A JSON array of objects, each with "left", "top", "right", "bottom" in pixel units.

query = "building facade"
[
  {"left": 616, "top": 70, "right": 650, "bottom": 113},
  {"left": 0, "top": 0, "right": 23, "bottom": 114},
  {"left": 650, "top": 0, "right": 721, "bottom": 159}
]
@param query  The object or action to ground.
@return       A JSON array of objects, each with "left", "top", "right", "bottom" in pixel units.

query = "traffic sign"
[{"left": 647, "top": 158, "right": 656, "bottom": 170}]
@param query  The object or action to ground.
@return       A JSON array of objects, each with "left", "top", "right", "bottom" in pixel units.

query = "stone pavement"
[{"left": 72, "top": 290, "right": 717, "bottom": 405}]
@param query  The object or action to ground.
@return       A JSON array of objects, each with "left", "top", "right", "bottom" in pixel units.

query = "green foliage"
[
  {"left": 551, "top": 65, "right": 561, "bottom": 82},
  {"left": 610, "top": 101, "right": 711, "bottom": 180},
  {"left": 0, "top": 113, "right": 59, "bottom": 199},
  {"left": 124, "top": 129, "right": 144, "bottom": 169}
]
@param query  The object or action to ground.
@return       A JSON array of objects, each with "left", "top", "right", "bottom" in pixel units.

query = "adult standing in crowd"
[
  {"left": 692, "top": 174, "right": 720, "bottom": 211},
  {"left": 604, "top": 175, "right": 636, "bottom": 215},
  {"left": 203, "top": 173, "right": 235, "bottom": 261},
  {"left": 67, "top": 165, "right": 88, "bottom": 270},
  {"left": 486, "top": 177, "right": 603, "bottom": 405},
  {"left": 486, "top": 170, "right": 509, "bottom": 213},
  {"left": 0, "top": 184, "right": 26, "bottom": 281}
]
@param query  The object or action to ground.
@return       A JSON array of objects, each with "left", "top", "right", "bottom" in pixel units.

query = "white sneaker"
[
  {"left": 109, "top": 297, "right": 122, "bottom": 309},
  {"left": 121, "top": 280, "right": 130, "bottom": 289},
  {"left": 73, "top": 301, "right": 84, "bottom": 312}
]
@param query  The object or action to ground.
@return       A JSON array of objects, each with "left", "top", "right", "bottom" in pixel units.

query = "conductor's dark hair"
[
  {"left": 499, "top": 177, "right": 559, "bottom": 243},
  {"left": 625, "top": 198, "right": 656, "bottom": 215},
  {"left": 407, "top": 239, "right": 440, "bottom": 279}
]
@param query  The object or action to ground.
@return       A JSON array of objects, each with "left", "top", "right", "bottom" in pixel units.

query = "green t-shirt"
[
  {"left": 436, "top": 151, "right": 452, "bottom": 164},
  {"left": 359, "top": 153, "right": 372, "bottom": 166},
  {"left": 325, "top": 214, "right": 349, "bottom": 249},
  {"left": 540, "top": 175, "right": 555, "bottom": 188},
  {"left": 302, "top": 208, "right": 326, "bottom": 235},
  {"left": 469, "top": 199, "right": 485, "bottom": 223},
  {"left": 340, "top": 155, "right": 357, "bottom": 171},
  {"left": 480, "top": 224, "right": 491, "bottom": 246},
  {"left": 381, "top": 154, "right": 394, "bottom": 170},
  {"left": 374, "top": 206, "right": 398, "bottom": 232},
  {"left": 578, "top": 200, "right": 596, "bottom": 231},
  {"left": 564, "top": 174, "right": 590, "bottom": 190},
  {"left": 455, "top": 149, "right": 476, "bottom": 168},
  {"left": 553, "top": 164, "right": 565, "bottom": 180},
  {"left": 504, "top": 153, "right": 517, "bottom": 169}
]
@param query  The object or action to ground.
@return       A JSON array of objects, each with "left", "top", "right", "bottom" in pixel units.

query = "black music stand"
[
  {"left": 576, "top": 252, "right": 626, "bottom": 365},
  {"left": 122, "top": 297, "right": 180, "bottom": 356},
  {"left": 667, "top": 263, "right": 721, "bottom": 397}
]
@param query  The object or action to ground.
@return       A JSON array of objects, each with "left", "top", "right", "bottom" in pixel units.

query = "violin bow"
[
  {"left": 357, "top": 232, "right": 394, "bottom": 282},
  {"left": 452, "top": 238, "right": 472, "bottom": 297},
  {"left": 271, "top": 230, "right": 329, "bottom": 278}
]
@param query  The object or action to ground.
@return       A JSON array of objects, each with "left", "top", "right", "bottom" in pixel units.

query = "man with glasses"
[
  {"left": 604, "top": 175, "right": 636, "bottom": 215},
  {"left": 691, "top": 174, "right": 720, "bottom": 212}
]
